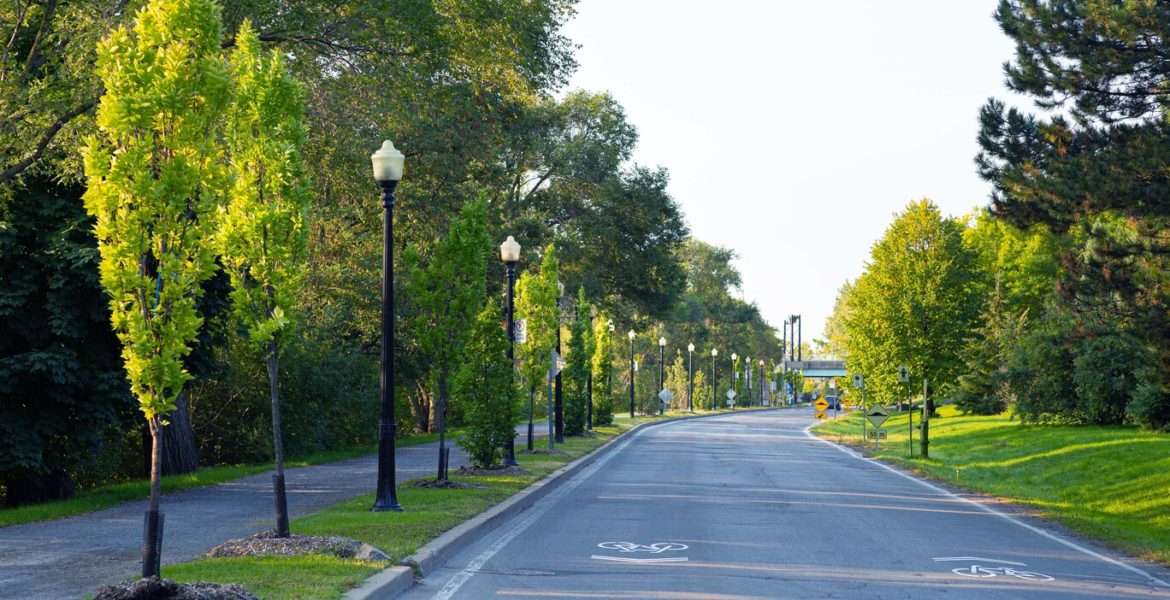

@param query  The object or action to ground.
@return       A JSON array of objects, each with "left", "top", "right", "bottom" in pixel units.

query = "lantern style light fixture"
[{"left": 500, "top": 235, "right": 521, "bottom": 463}]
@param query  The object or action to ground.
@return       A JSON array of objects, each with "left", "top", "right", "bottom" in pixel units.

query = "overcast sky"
[{"left": 561, "top": 1, "right": 1022, "bottom": 347}]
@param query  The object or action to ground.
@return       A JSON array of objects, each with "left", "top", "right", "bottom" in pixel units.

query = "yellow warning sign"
[
  {"left": 813, "top": 398, "right": 830, "bottom": 411},
  {"left": 814, "top": 411, "right": 827, "bottom": 420}
]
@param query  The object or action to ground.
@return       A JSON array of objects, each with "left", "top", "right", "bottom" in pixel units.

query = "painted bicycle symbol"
[
  {"left": 951, "top": 565, "right": 1054, "bottom": 581},
  {"left": 597, "top": 542, "right": 689, "bottom": 554}
]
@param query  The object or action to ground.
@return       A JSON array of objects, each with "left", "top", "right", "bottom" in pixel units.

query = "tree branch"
[{"left": 0, "top": 98, "right": 95, "bottom": 184}]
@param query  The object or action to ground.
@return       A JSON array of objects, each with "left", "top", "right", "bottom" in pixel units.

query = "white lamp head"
[
  {"left": 628, "top": 330, "right": 635, "bottom": 340},
  {"left": 711, "top": 348, "right": 718, "bottom": 357},
  {"left": 499, "top": 235, "right": 521, "bottom": 263},
  {"left": 658, "top": 336, "right": 666, "bottom": 347},
  {"left": 688, "top": 343, "right": 695, "bottom": 352},
  {"left": 371, "top": 140, "right": 405, "bottom": 183}
]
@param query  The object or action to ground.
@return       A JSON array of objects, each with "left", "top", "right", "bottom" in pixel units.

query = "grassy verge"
[
  {"left": 813, "top": 405, "right": 1170, "bottom": 565},
  {"left": 0, "top": 431, "right": 451, "bottom": 528},
  {"left": 164, "top": 410, "right": 730, "bottom": 599}
]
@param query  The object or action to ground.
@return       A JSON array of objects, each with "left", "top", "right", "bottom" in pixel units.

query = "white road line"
[
  {"left": 802, "top": 423, "right": 1170, "bottom": 588},
  {"left": 932, "top": 556, "right": 1028, "bottom": 566},
  {"left": 429, "top": 426, "right": 654, "bottom": 600},
  {"left": 590, "top": 555, "right": 689, "bottom": 563}
]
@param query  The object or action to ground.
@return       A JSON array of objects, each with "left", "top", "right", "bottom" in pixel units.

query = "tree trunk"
[
  {"left": 436, "top": 373, "right": 447, "bottom": 481},
  {"left": 268, "top": 338, "right": 290, "bottom": 537},
  {"left": 143, "top": 415, "right": 164, "bottom": 578},
  {"left": 2, "top": 469, "right": 74, "bottom": 507},
  {"left": 410, "top": 381, "right": 430, "bottom": 433},
  {"left": 160, "top": 389, "right": 198, "bottom": 475}
]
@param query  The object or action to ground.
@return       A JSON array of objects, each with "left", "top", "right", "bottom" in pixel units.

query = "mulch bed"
[
  {"left": 455, "top": 465, "right": 530, "bottom": 476},
  {"left": 519, "top": 448, "right": 566, "bottom": 455},
  {"left": 94, "top": 577, "right": 257, "bottom": 600},
  {"left": 411, "top": 478, "right": 487, "bottom": 489},
  {"left": 204, "top": 530, "right": 376, "bottom": 560}
]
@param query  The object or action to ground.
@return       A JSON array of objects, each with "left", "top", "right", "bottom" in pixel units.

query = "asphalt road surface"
[{"left": 401, "top": 408, "right": 1170, "bottom": 600}]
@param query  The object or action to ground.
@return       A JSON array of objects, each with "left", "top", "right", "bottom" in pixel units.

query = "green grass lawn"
[
  {"left": 0, "top": 432, "right": 452, "bottom": 528},
  {"left": 813, "top": 405, "right": 1170, "bottom": 565},
  {"left": 164, "top": 410, "right": 733, "bottom": 599}
]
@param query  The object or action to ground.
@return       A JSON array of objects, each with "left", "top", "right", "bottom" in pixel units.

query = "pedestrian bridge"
[{"left": 783, "top": 360, "right": 846, "bottom": 378}]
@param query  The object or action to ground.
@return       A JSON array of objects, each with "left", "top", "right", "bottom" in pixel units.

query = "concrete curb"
[{"left": 344, "top": 407, "right": 784, "bottom": 600}]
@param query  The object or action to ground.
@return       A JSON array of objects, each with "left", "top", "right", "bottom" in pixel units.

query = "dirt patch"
[
  {"left": 204, "top": 530, "right": 383, "bottom": 560},
  {"left": 94, "top": 577, "right": 257, "bottom": 600},
  {"left": 455, "top": 465, "right": 530, "bottom": 476},
  {"left": 411, "top": 478, "right": 487, "bottom": 489}
]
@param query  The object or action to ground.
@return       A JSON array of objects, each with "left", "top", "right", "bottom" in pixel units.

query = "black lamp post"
[
  {"left": 587, "top": 306, "right": 596, "bottom": 430},
  {"left": 371, "top": 140, "right": 404, "bottom": 512},
  {"left": 628, "top": 329, "right": 636, "bottom": 418},
  {"left": 658, "top": 336, "right": 666, "bottom": 415},
  {"left": 555, "top": 282, "right": 565, "bottom": 444},
  {"left": 500, "top": 236, "right": 521, "bottom": 467},
  {"left": 731, "top": 352, "right": 738, "bottom": 410},
  {"left": 758, "top": 359, "right": 765, "bottom": 406},
  {"left": 710, "top": 348, "right": 717, "bottom": 410},
  {"left": 687, "top": 343, "right": 694, "bottom": 413}
]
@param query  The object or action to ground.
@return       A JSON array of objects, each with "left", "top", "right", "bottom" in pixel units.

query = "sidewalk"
[{"left": 0, "top": 424, "right": 548, "bottom": 600}]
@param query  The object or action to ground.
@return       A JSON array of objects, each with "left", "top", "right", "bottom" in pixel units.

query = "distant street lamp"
[
  {"left": 687, "top": 343, "right": 695, "bottom": 413},
  {"left": 371, "top": 140, "right": 404, "bottom": 512},
  {"left": 628, "top": 329, "right": 636, "bottom": 418},
  {"left": 758, "top": 359, "right": 765, "bottom": 406},
  {"left": 658, "top": 336, "right": 666, "bottom": 415},
  {"left": 499, "top": 235, "right": 521, "bottom": 467},
  {"left": 730, "top": 352, "right": 738, "bottom": 410},
  {"left": 710, "top": 348, "right": 718, "bottom": 410},
  {"left": 555, "top": 281, "right": 565, "bottom": 444},
  {"left": 587, "top": 306, "right": 597, "bottom": 431}
]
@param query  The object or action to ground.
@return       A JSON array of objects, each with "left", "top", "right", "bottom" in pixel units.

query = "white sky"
[{"left": 561, "top": 1, "right": 1021, "bottom": 345}]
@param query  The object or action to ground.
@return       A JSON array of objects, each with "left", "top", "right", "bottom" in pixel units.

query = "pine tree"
[
  {"left": 82, "top": 0, "right": 231, "bottom": 576},
  {"left": 453, "top": 299, "right": 522, "bottom": 468},
  {"left": 563, "top": 288, "right": 590, "bottom": 436},
  {"left": 590, "top": 314, "right": 615, "bottom": 426}
]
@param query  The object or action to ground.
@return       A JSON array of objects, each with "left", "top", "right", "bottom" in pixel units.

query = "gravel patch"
[{"left": 93, "top": 577, "right": 257, "bottom": 600}]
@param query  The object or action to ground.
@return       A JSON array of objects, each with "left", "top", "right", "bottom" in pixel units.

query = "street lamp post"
[
  {"left": 710, "top": 348, "right": 718, "bottom": 410},
  {"left": 371, "top": 140, "right": 405, "bottom": 512},
  {"left": 658, "top": 336, "right": 666, "bottom": 415},
  {"left": 628, "top": 330, "right": 636, "bottom": 418},
  {"left": 587, "top": 306, "right": 596, "bottom": 431},
  {"left": 687, "top": 343, "right": 695, "bottom": 413},
  {"left": 759, "top": 359, "right": 765, "bottom": 406},
  {"left": 731, "top": 352, "right": 738, "bottom": 409},
  {"left": 500, "top": 236, "right": 521, "bottom": 467}
]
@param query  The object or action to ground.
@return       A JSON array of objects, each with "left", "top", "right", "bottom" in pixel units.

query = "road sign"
[
  {"left": 658, "top": 389, "right": 672, "bottom": 402},
  {"left": 897, "top": 365, "right": 910, "bottom": 384},
  {"left": 814, "top": 412, "right": 827, "bottom": 420},
  {"left": 813, "top": 397, "right": 829, "bottom": 411},
  {"left": 852, "top": 373, "right": 864, "bottom": 389},
  {"left": 514, "top": 318, "right": 527, "bottom": 343},
  {"left": 866, "top": 405, "right": 890, "bottom": 429},
  {"left": 866, "top": 429, "right": 888, "bottom": 439},
  {"left": 726, "top": 389, "right": 736, "bottom": 400}
]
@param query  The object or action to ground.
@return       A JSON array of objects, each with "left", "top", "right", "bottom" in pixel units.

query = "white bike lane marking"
[
  {"left": 934, "top": 556, "right": 1054, "bottom": 581},
  {"left": 803, "top": 423, "right": 1170, "bottom": 589},
  {"left": 591, "top": 541, "right": 689, "bottom": 563}
]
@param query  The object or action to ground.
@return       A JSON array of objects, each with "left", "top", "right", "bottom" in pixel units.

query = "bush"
[{"left": 453, "top": 300, "right": 521, "bottom": 468}]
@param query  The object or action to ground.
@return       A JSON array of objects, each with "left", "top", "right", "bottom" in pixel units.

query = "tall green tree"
[
  {"left": 406, "top": 196, "right": 490, "bottom": 481},
  {"left": 514, "top": 245, "right": 559, "bottom": 445},
  {"left": 453, "top": 299, "right": 521, "bottom": 468},
  {"left": 218, "top": 22, "right": 308, "bottom": 535},
  {"left": 563, "top": 287, "right": 590, "bottom": 436},
  {"left": 590, "top": 312, "right": 615, "bottom": 426},
  {"left": 976, "top": 0, "right": 1170, "bottom": 427},
  {"left": 843, "top": 200, "right": 984, "bottom": 411},
  {"left": 82, "top": 0, "right": 230, "bottom": 576}
]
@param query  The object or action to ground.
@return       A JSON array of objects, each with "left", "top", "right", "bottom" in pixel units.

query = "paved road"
[
  {"left": 0, "top": 423, "right": 551, "bottom": 600},
  {"left": 402, "top": 409, "right": 1170, "bottom": 600}
]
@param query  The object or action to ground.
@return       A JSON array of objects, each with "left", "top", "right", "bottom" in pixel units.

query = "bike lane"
[{"left": 398, "top": 409, "right": 1170, "bottom": 599}]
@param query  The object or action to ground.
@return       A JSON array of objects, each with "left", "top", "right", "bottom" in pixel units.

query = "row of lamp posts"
[{"left": 372, "top": 137, "right": 786, "bottom": 512}]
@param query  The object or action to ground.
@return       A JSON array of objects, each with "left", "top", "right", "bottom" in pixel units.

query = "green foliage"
[
  {"left": 219, "top": 21, "right": 309, "bottom": 349},
  {"left": 951, "top": 282, "right": 1026, "bottom": 416},
  {"left": 0, "top": 176, "right": 133, "bottom": 504},
  {"left": 83, "top": 0, "right": 231, "bottom": 421},
  {"left": 453, "top": 300, "right": 521, "bottom": 468},
  {"left": 590, "top": 314, "right": 615, "bottom": 426},
  {"left": 515, "top": 246, "right": 559, "bottom": 393},
  {"left": 842, "top": 200, "right": 984, "bottom": 406},
  {"left": 562, "top": 288, "right": 590, "bottom": 436}
]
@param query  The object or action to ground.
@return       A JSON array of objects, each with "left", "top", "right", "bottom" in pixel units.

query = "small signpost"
[
  {"left": 897, "top": 364, "right": 912, "bottom": 457},
  {"left": 897, "top": 365, "right": 910, "bottom": 384},
  {"left": 514, "top": 318, "right": 527, "bottom": 343},
  {"left": 866, "top": 405, "right": 890, "bottom": 450},
  {"left": 658, "top": 388, "right": 672, "bottom": 415},
  {"left": 813, "top": 397, "right": 829, "bottom": 421},
  {"left": 852, "top": 373, "right": 865, "bottom": 389},
  {"left": 725, "top": 389, "right": 736, "bottom": 407}
]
